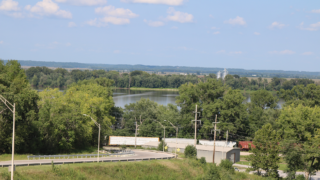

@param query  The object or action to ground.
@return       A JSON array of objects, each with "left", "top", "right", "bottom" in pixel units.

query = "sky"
[{"left": 0, "top": 0, "right": 319, "bottom": 71}]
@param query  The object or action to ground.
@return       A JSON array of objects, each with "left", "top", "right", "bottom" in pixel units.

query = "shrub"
[
  {"left": 203, "top": 164, "right": 220, "bottom": 180},
  {"left": 199, "top": 157, "right": 206, "bottom": 165},
  {"left": 219, "top": 159, "right": 234, "bottom": 173},
  {"left": 120, "top": 144, "right": 127, "bottom": 151},
  {"left": 296, "top": 175, "right": 305, "bottom": 180},
  {"left": 157, "top": 140, "right": 168, "bottom": 152},
  {"left": 184, "top": 145, "right": 197, "bottom": 158}
]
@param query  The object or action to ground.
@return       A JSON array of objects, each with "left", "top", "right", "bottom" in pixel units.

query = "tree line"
[
  {"left": 25, "top": 66, "right": 315, "bottom": 91},
  {"left": 8, "top": 59, "right": 320, "bottom": 79},
  {"left": 2, "top": 60, "right": 320, "bottom": 179}
]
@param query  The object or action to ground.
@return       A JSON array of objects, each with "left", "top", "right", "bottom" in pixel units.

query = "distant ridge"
[{"left": 3, "top": 60, "right": 320, "bottom": 79}]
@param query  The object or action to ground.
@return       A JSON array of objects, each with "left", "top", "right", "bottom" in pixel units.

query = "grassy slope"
[{"left": 0, "top": 159, "right": 265, "bottom": 180}]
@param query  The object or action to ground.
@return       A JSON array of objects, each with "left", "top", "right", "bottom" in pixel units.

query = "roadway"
[{"left": 0, "top": 150, "right": 175, "bottom": 167}]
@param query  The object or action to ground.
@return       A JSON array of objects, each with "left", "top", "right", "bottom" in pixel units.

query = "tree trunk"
[{"left": 305, "top": 171, "right": 309, "bottom": 180}]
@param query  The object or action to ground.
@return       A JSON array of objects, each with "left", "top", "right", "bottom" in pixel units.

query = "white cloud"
[
  {"left": 85, "top": 18, "right": 104, "bottom": 27},
  {"left": 0, "top": 0, "right": 19, "bottom": 11},
  {"left": 121, "top": 0, "right": 185, "bottom": 6},
  {"left": 0, "top": 41, "right": 3, "bottom": 44},
  {"left": 300, "top": 21, "right": 320, "bottom": 31},
  {"left": 211, "top": 27, "right": 219, "bottom": 30},
  {"left": 254, "top": 32, "right": 260, "bottom": 35},
  {"left": 213, "top": 31, "right": 220, "bottom": 35},
  {"left": 114, "top": 50, "right": 120, "bottom": 53},
  {"left": 269, "top": 21, "right": 285, "bottom": 29},
  {"left": 144, "top": 19, "right": 164, "bottom": 27},
  {"left": 171, "top": 26, "right": 178, "bottom": 29},
  {"left": 230, "top": 51, "right": 242, "bottom": 55},
  {"left": 68, "top": 21, "right": 76, "bottom": 27},
  {"left": 269, "top": 50, "right": 295, "bottom": 55},
  {"left": 311, "top": 9, "right": 320, "bottom": 13},
  {"left": 86, "top": 5, "right": 137, "bottom": 26},
  {"left": 55, "top": 0, "right": 107, "bottom": 6},
  {"left": 101, "top": 16, "right": 130, "bottom": 25},
  {"left": 65, "top": 42, "right": 71, "bottom": 46},
  {"left": 302, "top": 52, "right": 313, "bottom": 55},
  {"left": 25, "top": 0, "right": 72, "bottom": 19},
  {"left": 166, "top": 7, "right": 193, "bottom": 23},
  {"left": 224, "top": 16, "right": 246, "bottom": 25},
  {"left": 95, "top": 6, "right": 138, "bottom": 18}
]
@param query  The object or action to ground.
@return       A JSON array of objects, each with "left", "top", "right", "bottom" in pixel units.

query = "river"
[
  {"left": 113, "top": 89, "right": 285, "bottom": 109},
  {"left": 113, "top": 89, "right": 179, "bottom": 108}
]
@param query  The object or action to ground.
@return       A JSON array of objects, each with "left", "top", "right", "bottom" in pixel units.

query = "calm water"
[
  {"left": 113, "top": 89, "right": 179, "bottom": 108},
  {"left": 113, "top": 89, "right": 285, "bottom": 109}
]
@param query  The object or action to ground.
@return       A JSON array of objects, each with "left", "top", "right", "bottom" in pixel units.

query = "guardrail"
[
  {"left": 27, "top": 150, "right": 134, "bottom": 160},
  {"left": 1, "top": 156, "right": 174, "bottom": 168}
]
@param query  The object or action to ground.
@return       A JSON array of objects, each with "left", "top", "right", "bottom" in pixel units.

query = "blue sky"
[{"left": 0, "top": 0, "right": 319, "bottom": 71}]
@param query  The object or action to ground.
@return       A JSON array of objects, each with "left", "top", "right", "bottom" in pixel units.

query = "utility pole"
[
  {"left": 0, "top": 95, "right": 15, "bottom": 180},
  {"left": 167, "top": 120, "right": 178, "bottom": 158},
  {"left": 134, "top": 116, "right": 141, "bottom": 149},
  {"left": 191, "top": 105, "right": 201, "bottom": 147},
  {"left": 225, "top": 130, "right": 228, "bottom": 147},
  {"left": 212, "top": 114, "right": 220, "bottom": 164},
  {"left": 224, "top": 130, "right": 228, "bottom": 160}
]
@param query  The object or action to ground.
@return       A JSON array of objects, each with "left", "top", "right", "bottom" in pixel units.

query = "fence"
[
  {"left": 1, "top": 156, "right": 174, "bottom": 168},
  {"left": 27, "top": 150, "right": 134, "bottom": 160}
]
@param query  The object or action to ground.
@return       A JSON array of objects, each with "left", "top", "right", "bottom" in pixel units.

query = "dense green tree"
[
  {"left": 277, "top": 105, "right": 320, "bottom": 179},
  {"left": 177, "top": 79, "right": 248, "bottom": 139},
  {"left": 250, "top": 89, "right": 278, "bottom": 109},
  {"left": 37, "top": 78, "right": 115, "bottom": 153},
  {"left": 0, "top": 60, "right": 39, "bottom": 154},
  {"left": 246, "top": 123, "right": 280, "bottom": 178},
  {"left": 278, "top": 84, "right": 320, "bottom": 107}
]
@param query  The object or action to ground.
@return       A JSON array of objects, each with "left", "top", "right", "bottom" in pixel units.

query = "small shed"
[{"left": 196, "top": 145, "right": 240, "bottom": 164}]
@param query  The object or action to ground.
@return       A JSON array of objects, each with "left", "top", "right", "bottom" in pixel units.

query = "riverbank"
[{"left": 240, "top": 90, "right": 277, "bottom": 95}]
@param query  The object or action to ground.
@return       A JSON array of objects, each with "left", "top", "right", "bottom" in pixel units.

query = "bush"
[
  {"left": 219, "top": 159, "right": 234, "bottom": 173},
  {"left": 199, "top": 157, "right": 206, "bottom": 165},
  {"left": 184, "top": 145, "right": 197, "bottom": 158},
  {"left": 157, "top": 140, "right": 168, "bottom": 152},
  {"left": 295, "top": 175, "right": 305, "bottom": 180},
  {"left": 120, "top": 144, "right": 127, "bottom": 151},
  {"left": 203, "top": 164, "right": 220, "bottom": 180}
]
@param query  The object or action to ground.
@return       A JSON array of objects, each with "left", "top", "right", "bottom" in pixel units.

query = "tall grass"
[{"left": 0, "top": 159, "right": 267, "bottom": 180}]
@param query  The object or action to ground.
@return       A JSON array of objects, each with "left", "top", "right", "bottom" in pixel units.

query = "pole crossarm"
[
  {"left": 0, "top": 95, "right": 13, "bottom": 112},
  {"left": 154, "top": 120, "right": 166, "bottom": 129},
  {"left": 83, "top": 114, "right": 99, "bottom": 128}
]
